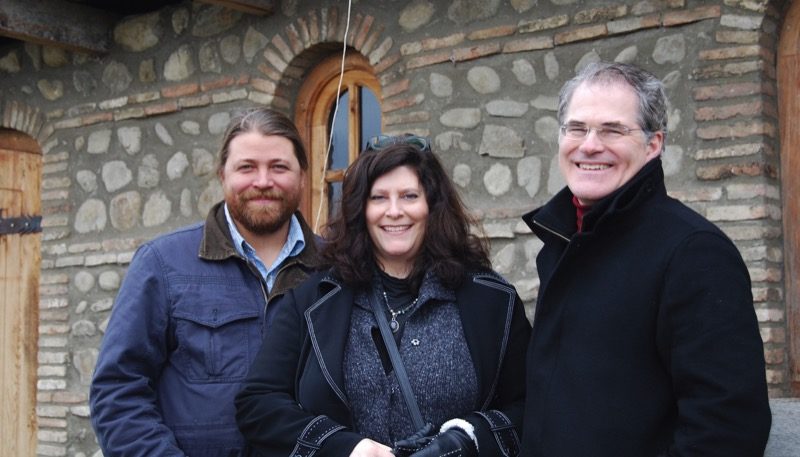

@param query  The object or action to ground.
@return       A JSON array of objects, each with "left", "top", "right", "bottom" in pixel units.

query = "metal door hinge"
[{"left": 0, "top": 213, "right": 42, "bottom": 235}]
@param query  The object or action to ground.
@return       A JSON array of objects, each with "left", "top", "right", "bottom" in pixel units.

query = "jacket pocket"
[{"left": 171, "top": 294, "right": 260, "bottom": 382}]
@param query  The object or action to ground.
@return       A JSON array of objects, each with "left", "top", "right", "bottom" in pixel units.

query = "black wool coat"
[
  {"left": 236, "top": 269, "right": 531, "bottom": 457},
  {"left": 520, "top": 158, "right": 771, "bottom": 457}
]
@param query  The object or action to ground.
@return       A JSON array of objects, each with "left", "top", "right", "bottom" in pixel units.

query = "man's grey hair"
[{"left": 557, "top": 62, "right": 668, "bottom": 152}]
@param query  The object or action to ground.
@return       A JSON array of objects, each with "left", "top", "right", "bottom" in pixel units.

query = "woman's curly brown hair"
[{"left": 321, "top": 139, "right": 490, "bottom": 290}]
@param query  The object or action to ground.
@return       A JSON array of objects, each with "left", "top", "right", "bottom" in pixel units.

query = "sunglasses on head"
[{"left": 365, "top": 134, "right": 432, "bottom": 153}]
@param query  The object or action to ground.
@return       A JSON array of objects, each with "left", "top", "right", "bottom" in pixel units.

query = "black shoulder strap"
[{"left": 369, "top": 288, "right": 426, "bottom": 431}]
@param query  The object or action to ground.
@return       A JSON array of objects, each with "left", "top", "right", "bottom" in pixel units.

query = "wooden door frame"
[
  {"left": 778, "top": 0, "right": 800, "bottom": 396},
  {"left": 295, "top": 52, "right": 382, "bottom": 231},
  {"left": 0, "top": 128, "right": 41, "bottom": 455}
]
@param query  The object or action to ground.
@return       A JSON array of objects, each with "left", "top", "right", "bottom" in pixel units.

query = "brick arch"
[
  {"left": 253, "top": 8, "right": 395, "bottom": 113},
  {"left": 777, "top": 0, "right": 800, "bottom": 396},
  {"left": 0, "top": 100, "right": 46, "bottom": 141}
]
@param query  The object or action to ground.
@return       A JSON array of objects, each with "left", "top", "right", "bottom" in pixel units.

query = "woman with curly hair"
[{"left": 236, "top": 135, "right": 530, "bottom": 457}]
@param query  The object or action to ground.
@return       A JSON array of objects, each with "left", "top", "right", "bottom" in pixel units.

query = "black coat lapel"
[
  {"left": 304, "top": 280, "right": 354, "bottom": 407},
  {"left": 457, "top": 275, "right": 515, "bottom": 409}
]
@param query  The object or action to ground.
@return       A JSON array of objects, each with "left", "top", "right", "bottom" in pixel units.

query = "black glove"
[
  {"left": 393, "top": 423, "right": 435, "bottom": 457},
  {"left": 406, "top": 427, "right": 478, "bottom": 457}
]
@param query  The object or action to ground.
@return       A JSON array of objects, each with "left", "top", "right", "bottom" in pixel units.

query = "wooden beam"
[
  {"left": 195, "top": 0, "right": 276, "bottom": 16},
  {"left": 0, "top": 0, "right": 116, "bottom": 54}
]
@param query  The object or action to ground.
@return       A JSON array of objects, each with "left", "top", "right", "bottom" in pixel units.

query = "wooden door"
[
  {"left": 0, "top": 128, "right": 41, "bottom": 455},
  {"left": 779, "top": 0, "right": 800, "bottom": 396}
]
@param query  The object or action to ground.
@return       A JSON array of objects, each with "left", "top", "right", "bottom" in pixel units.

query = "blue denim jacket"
[{"left": 90, "top": 202, "right": 321, "bottom": 457}]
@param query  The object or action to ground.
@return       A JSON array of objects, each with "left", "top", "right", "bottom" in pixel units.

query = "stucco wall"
[{"left": 0, "top": 0, "right": 788, "bottom": 455}]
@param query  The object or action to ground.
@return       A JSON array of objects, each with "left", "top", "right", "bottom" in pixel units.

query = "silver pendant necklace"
[{"left": 382, "top": 290, "right": 418, "bottom": 333}]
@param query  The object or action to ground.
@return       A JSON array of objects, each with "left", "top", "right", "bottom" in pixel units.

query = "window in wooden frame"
[{"left": 296, "top": 53, "right": 382, "bottom": 231}]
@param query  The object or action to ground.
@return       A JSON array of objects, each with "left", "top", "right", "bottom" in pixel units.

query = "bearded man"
[{"left": 90, "top": 108, "right": 322, "bottom": 457}]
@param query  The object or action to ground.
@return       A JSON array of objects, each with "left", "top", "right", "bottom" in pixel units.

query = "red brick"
[
  {"left": 412, "top": 33, "right": 466, "bottom": 54},
  {"left": 468, "top": 25, "right": 516, "bottom": 41},
  {"left": 716, "top": 30, "right": 759, "bottom": 44},
  {"left": 406, "top": 51, "right": 452, "bottom": 70},
  {"left": 696, "top": 161, "right": 774, "bottom": 180},
  {"left": 374, "top": 51, "right": 400, "bottom": 73},
  {"left": 354, "top": 15, "right": 374, "bottom": 49},
  {"left": 694, "top": 100, "right": 763, "bottom": 121},
  {"left": 201, "top": 76, "right": 236, "bottom": 91},
  {"left": 257, "top": 63, "right": 282, "bottom": 81},
  {"left": 383, "top": 93, "right": 425, "bottom": 113},
  {"left": 271, "top": 35, "right": 294, "bottom": 62},
  {"left": 236, "top": 73, "right": 250, "bottom": 85},
  {"left": 554, "top": 24, "right": 608, "bottom": 45},
  {"left": 127, "top": 91, "right": 160, "bottom": 104},
  {"left": 52, "top": 117, "right": 81, "bottom": 129},
  {"left": 607, "top": 14, "right": 660, "bottom": 35},
  {"left": 264, "top": 48, "right": 288, "bottom": 72},
  {"left": 383, "top": 79, "right": 409, "bottom": 98},
  {"left": 452, "top": 42, "right": 501, "bottom": 62},
  {"left": 693, "top": 82, "right": 768, "bottom": 100},
  {"left": 574, "top": 5, "right": 627, "bottom": 25},
  {"left": 113, "top": 107, "right": 146, "bottom": 121},
  {"left": 503, "top": 36, "right": 554, "bottom": 53},
  {"left": 251, "top": 78, "right": 277, "bottom": 93},
  {"left": 80, "top": 112, "right": 112, "bottom": 126},
  {"left": 361, "top": 26, "right": 384, "bottom": 56},
  {"left": 699, "top": 45, "right": 763, "bottom": 61},
  {"left": 52, "top": 392, "right": 87, "bottom": 403},
  {"left": 692, "top": 61, "right": 764, "bottom": 79},
  {"left": 663, "top": 5, "right": 721, "bottom": 27},
  {"left": 307, "top": 10, "right": 320, "bottom": 44},
  {"left": 144, "top": 100, "right": 179, "bottom": 116},
  {"left": 764, "top": 349, "right": 785, "bottom": 365},
  {"left": 694, "top": 142, "right": 771, "bottom": 160},
  {"left": 346, "top": 13, "right": 363, "bottom": 46},
  {"left": 518, "top": 15, "right": 568, "bottom": 34},
  {"left": 178, "top": 94, "right": 212, "bottom": 109},
  {"left": 285, "top": 23, "right": 303, "bottom": 54},
  {"left": 696, "top": 120, "right": 776, "bottom": 140},
  {"left": 161, "top": 83, "right": 200, "bottom": 98},
  {"left": 325, "top": 6, "right": 339, "bottom": 42},
  {"left": 296, "top": 16, "right": 311, "bottom": 47}
]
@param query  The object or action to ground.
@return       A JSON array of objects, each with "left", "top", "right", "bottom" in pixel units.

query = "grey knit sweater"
[{"left": 343, "top": 272, "right": 479, "bottom": 446}]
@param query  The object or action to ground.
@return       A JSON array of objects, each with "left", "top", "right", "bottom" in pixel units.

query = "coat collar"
[
  {"left": 198, "top": 201, "right": 323, "bottom": 269},
  {"left": 523, "top": 157, "right": 666, "bottom": 241}
]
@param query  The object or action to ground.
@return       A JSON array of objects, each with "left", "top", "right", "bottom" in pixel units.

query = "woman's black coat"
[{"left": 236, "top": 269, "right": 531, "bottom": 457}]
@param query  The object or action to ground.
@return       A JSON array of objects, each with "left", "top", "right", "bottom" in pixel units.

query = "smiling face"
[
  {"left": 220, "top": 131, "right": 305, "bottom": 239},
  {"left": 558, "top": 81, "right": 663, "bottom": 206},
  {"left": 366, "top": 165, "right": 429, "bottom": 278}
]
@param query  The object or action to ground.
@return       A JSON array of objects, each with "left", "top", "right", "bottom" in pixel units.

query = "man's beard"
[{"left": 227, "top": 188, "right": 300, "bottom": 235}]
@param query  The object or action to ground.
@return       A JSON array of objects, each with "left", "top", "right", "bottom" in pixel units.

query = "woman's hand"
[{"left": 349, "top": 438, "right": 394, "bottom": 457}]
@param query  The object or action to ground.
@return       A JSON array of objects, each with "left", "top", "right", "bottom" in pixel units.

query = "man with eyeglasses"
[{"left": 520, "top": 62, "right": 770, "bottom": 456}]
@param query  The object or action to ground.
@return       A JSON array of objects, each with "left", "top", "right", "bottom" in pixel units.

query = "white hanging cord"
[{"left": 313, "top": 0, "right": 353, "bottom": 233}]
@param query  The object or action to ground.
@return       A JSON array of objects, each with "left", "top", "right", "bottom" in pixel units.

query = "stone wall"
[{"left": 0, "top": 0, "right": 788, "bottom": 455}]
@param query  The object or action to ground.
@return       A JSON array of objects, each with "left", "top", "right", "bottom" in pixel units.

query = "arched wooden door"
[
  {"left": 778, "top": 0, "right": 800, "bottom": 396},
  {"left": 0, "top": 128, "right": 41, "bottom": 455}
]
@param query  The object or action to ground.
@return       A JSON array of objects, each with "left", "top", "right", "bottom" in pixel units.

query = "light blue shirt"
[{"left": 224, "top": 204, "right": 306, "bottom": 292}]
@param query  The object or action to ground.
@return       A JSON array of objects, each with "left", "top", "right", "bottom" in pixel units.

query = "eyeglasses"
[
  {"left": 559, "top": 123, "right": 646, "bottom": 142},
  {"left": 365, "top": 134, "right": 431, "bottom": 153}
]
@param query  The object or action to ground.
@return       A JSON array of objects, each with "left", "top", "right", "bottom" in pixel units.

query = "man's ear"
[{"left": 645, "top": 130, "right": 664, "bottom": 162}]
